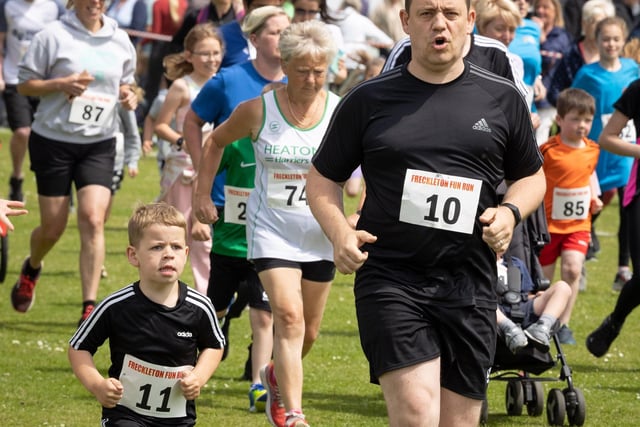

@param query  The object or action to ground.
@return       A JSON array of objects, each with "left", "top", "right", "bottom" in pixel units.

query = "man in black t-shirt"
[{"left": 307, "top": 0, "right": 545, "bottom": 424}]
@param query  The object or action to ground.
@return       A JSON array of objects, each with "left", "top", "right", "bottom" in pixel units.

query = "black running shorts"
[
  {"left": 355, "top": 264, "right": 496, "bottom": 400},
  {"left": 29, "top": 131, "right": 115, "bottom": 197},
  {"left": 2, "top": 84, "right": 38, "bottom": 130},
  {"left": 208, "top": 253, "right": 271, "bottom": 313},
  {"left": 253, "top": 258, "right": 336, "bottom": 283}
]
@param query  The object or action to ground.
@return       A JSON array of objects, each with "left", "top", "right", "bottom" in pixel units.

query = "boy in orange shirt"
[{"left": 539, "top": 88, "right": 603, "bottom": 344}]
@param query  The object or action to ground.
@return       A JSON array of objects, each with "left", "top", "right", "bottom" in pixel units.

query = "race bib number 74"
[{"left": 399, "top": 169, "right": 482, "bottom": 234}]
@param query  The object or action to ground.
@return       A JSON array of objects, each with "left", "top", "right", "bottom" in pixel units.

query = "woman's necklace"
[{"left": 286, "top": 89, "right": 320, "bottom": 127}]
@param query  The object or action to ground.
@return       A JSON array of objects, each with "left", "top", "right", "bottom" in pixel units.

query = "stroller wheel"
[
  {"left": 564, "top": 387, "right": 586, "bottom": 426},
  {"left": 547, "top": 388, "right": 566, "bottom": 426},
  {"left": 526, "top": 381, "right": 544, "bottom": 416},
  {"left": 505, "top": 380, "right": 524, "bottom": 416}
]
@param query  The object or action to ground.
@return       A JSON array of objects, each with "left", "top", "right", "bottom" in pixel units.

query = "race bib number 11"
[
  {"left": 119, "top": 354, "right": 193, "bottom": 418},
  {"left": 399, "top": 169, "right": 482, "bottom": 234}
]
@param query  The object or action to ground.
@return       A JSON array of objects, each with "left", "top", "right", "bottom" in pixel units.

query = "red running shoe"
[
  {"left": 260, "top": 362, "right": 286, "bottom": 427},
  {"left": 11, "top": 258, "right": 40, "bottom": 313}
]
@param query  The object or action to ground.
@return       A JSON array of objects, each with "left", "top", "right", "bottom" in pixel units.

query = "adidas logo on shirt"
[{"left": 472, "top": 118, "right": 492, "bottom": 133}]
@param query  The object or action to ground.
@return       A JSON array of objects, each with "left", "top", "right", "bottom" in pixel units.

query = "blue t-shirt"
[
  {"left": 191, "top": 61, "right": 287, "bottom": 205},
  {"left": 219, "top": 20, "right": 249, "bottom": 69},
  {"left": 509, "top": 19, "right": 542, "bottom": 87},
  {"left": 572, "top": 58, "right": 639, "bottom": 191}
]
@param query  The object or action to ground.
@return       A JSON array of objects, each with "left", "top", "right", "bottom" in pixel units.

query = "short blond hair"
[
  {"left": 475, "top": 0, "right": 521, "bottom": 34},
  {"left": 128, "top": 203, "right": 187, "bottom": 247},
  {"left": 241, "top": 6, "right": 289, "bottom": 37},
  {"left": 279, "top": 20, "right": 337, "bottom": 64}
]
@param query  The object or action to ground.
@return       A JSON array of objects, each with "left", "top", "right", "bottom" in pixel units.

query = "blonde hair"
[
  {"left": 163, "top": 23, "right": 224, "bottom": 81},
  {"left": 241, "top": 6, "right": 289, "bottom": 37},
  {"left": 582, "top": 0, "right": 615, "bottom": 24},
  {"left": 595, "top": 16, "right": 628, "bottom": 40},
  {"left": 278, "top": 20, "right": 337, "bottom": 64},
  {"left": 623, "top": 37, "right": 640, "bottom": 63},
  {"left": 533, "top": 0, "right": 565, "bottom": 28},
  {"left": 128, "top": 203, "right": 187, "bottom": 247},
  {"left": 475, "top": 0, "right": 522, "bottom": 35}
]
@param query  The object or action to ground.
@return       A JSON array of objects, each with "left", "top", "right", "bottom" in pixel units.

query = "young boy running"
[
  {"left": 68, "top": 203, "right": 224, "bottom": 426},
  {"left": 539, "top": 88, "right": 603, "bottom": 344}
]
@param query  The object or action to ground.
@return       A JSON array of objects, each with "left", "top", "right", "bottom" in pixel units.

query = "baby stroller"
[{"left": 479, "top": 207, "right": 587, "bottom": 426}]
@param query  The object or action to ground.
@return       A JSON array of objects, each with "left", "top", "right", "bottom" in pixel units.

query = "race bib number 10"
[
  {"left": 119, "top": 354, "right": 193, "bottom": 418},
  {"left": 68, "top": 91, "right": 116, "bottom": 127},
  {"left": 399, "top": 169, "right": 482, "bottom": 234}
]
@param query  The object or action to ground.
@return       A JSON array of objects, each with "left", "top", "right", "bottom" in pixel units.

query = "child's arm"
[
  {"left": 120, "top": 108, "right": 141, "bottom": 177},
  {"left": 68, "top": 347, "right": 124, "bottom": 408},
  {"left": 589, "top": 172, "right": 603, "bottom": 214},
  {"left": 178, "top": 348, "right": 223, "bottom": 400},
  {"left": 142, "top": 113, "right": 155, "bottom": 155}
]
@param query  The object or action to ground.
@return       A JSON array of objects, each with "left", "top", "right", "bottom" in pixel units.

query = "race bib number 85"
[
  {"left": 399, "top": 169, "right": 482, "bottom": 234},
  {"left": 119, "top": 354, "right": 193, "bottom": 418}
]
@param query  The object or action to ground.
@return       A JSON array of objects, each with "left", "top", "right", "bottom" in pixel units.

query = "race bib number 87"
[
  {"left": 399, "top": 169, "right": 482, "bottom": 234},
  {"left": 119, "top": 354, "right": 193, "bottom": 418},
  {"left": 68, "top": 91, "right": 116, "bottom": 127}
]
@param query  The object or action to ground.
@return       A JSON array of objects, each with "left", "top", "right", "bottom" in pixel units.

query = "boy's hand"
[
  {"left": 94, "top": 377, "right": 123, "bottom": 408},
  {"left": 179, "top": 370, "right": 202, "bottom": 400}
]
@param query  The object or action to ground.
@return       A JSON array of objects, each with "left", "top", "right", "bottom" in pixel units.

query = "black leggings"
[
  {"left": 611, "top": 195, "right": 640, "bottom": 325},
  {"left": 592, "top": 186, "right": 630, "bottom": 266}
]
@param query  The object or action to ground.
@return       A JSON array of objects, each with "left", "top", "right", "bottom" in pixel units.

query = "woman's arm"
[
  {"left": 599, "top": 109, "right": 640, "bottom": 158},
  {"left": 155, "top": 78, "right": 189, "bottom": 147}
]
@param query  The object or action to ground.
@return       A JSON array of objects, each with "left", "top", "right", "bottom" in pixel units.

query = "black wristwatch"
[
  {"left": 175, "top": 137, "right": 184, "bottom": 151},
  {"left": 500, "top": 202, "right": 521, "bottom": 226}
]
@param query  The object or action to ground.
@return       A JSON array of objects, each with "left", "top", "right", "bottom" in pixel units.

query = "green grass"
[{"left": 0, "top": 127, "right": 638, "bottom": 426}]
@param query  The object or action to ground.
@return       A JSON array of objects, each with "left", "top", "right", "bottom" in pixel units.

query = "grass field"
[{"left": 0, "top": 127, "right": 638, "bottom": 426}]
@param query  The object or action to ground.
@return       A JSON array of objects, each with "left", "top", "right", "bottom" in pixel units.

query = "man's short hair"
[{"left": 406, "top": 0, "right": 471, "bottom": 13}]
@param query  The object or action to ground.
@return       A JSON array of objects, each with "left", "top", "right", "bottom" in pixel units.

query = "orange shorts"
[{"left": 539, "top": 231, "right": 591, "bottom": 266}]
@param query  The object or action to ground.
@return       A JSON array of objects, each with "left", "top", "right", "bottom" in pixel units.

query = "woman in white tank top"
[
  {"left": 155, "top": 23, "right": 223, "bottom": 295},
  {"left": 194, "top": 20, "right": 340, "bottom": 427}
]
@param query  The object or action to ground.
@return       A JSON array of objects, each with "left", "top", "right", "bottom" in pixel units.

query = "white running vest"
[{"left": 247, "top": 89, "right": 340, "bottom": 262}]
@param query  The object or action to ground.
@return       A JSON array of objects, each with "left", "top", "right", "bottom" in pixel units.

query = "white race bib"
[
  {"left": 602, "top": 113, "right": 637, "bottom": 144},
  {"left": 399, "top": 169, "right": 482, "bottom": 234},
  {"left": 267, "top": 169, "right": 308, "bottom": 209},
  {"left": 551, "top": 185, "right": 590, "bottom": 220},
  {"left": 118, "top": 354, "right": 193, "bottom": 418},
  {"left": 68, "top": 91, "right": 116, "bottom": 127},
  {"left": 224, "top": 185, "right": 251, "bottom": 225}
]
